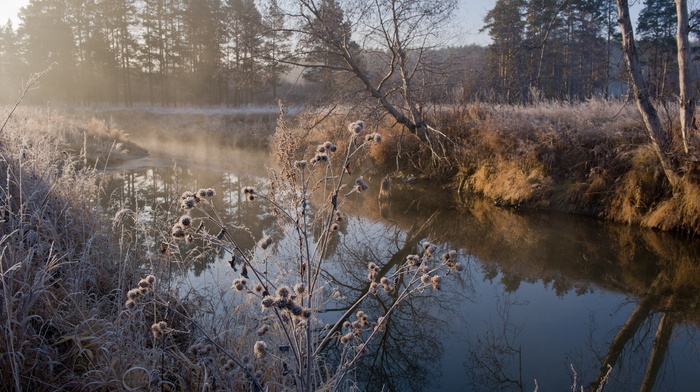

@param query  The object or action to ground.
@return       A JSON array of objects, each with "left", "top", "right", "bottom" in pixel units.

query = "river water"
[{"left": 100, "top": 116, "right": 700, "bottom": 392}]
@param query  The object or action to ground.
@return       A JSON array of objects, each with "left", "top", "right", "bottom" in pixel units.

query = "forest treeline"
[{"left": 0, "top": 0, "right": 696, "bottom": 107}]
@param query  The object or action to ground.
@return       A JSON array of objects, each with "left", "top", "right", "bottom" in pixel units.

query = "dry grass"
[
  {"left": 295, "top": 98, "right": 700, "bottom": 233},
  {"left": 0, "top": 107, "right": 132, "bottom": 390},
  {"left": 0, "top": 106, "right": 462, "bottom": 391},
  {"left": 0, "top": 107, "right": 246, "bottom": 391}
]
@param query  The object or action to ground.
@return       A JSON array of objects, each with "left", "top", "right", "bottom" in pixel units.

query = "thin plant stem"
[{"left": 0, "top": 64, "right": 55, "bottom": 134}]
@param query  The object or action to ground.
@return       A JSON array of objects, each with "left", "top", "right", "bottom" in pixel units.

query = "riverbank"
[
  {"left": 0, "top": 107, "right": 263, "bottom": 390},
  {"left": 2, "top": 104, "right": 699, "bottom": 390},
  {"left": 29, "top": 100, "right": 700, "bottom": 236},
  {"left": 0, "top": 107, "right": 142, "bottom": 389},
  {"left": 302, "top": 99, "right": 700, "bottom": 235}
]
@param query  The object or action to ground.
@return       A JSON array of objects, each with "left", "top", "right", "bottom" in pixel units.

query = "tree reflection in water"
[
  {"left": 319, "top": 211, "right": 474, "bottom": 391},
  {"left": 102, "top": 156, "right": 700, "bottom": 391}
]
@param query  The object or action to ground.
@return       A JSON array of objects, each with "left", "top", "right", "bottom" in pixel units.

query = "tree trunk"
[
  {"left": 640, "top": 310, "right": 675, "bottom": 392},
  {"left": 590, "top": 296, "right": 655, "bottom": 390},
  {"left": 616, "top": 0, "right": 681, "bottom": 189},
  {"left": 676, "top": 0, "right": 694, "bottom": 154}
]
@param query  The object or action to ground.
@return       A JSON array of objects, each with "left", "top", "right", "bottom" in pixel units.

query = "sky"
[
  {"left": 0, "top": 0, "right": 25, "bottom": 26},
  {"left": 0, "top": 0, "right": 642, "bottom": 46},
  {"left": 0, "top": 0, "right": 496, "bottom": 44}
]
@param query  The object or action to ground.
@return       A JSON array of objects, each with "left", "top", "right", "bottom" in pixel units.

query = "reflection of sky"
[
  {"left": 109, "top": 142, "right": 700, "bottom": 392},
  {"left": 435, "top": 268, "right": 700, "bottom": 392}
]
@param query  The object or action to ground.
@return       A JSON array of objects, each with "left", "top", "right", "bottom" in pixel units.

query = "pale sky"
[
  {"left": 0, "top": 0, "right": 25, "bottom": 26},
  {"left": 0, "top": 0, "right": 495, "bottom": 44},
  {"left": 0, "top": 0, "right": 643, "bottom": 46}
]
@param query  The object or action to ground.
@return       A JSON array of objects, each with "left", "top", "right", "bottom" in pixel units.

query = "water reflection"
[
  {"left": 319, "top": 211, "right": 471, "bottom": 391},
  {"left": 339, "top": 179, "right": 700, "bottom": 391},
  {"left": 102, "top": 151, "right": 700, "bottom": 391}
]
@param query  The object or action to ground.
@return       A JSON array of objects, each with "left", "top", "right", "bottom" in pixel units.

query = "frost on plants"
[{"left": 135, "top": 117, "right": 461, "bottom": 391}]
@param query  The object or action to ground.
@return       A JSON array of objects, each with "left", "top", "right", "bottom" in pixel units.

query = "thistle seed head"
[
  {"left": 290, "top": 305, "right": 303, "bottom": 317},
  {"left": 276, "top": 286, "right": 290, "bottom": 298},
  {"left": 232, "top": 278, "right": 247, "bottom": 291},
  {"left": 256, "top": 325, "right": 269, "bottom": 336},
  {"left": 127, "top": 288, "right": 140, "bottom": 301},
  {"left": 406, "top": 254, "right": 421, "bottom": 266},
  {"left": 261, "top": 297, "right": 275, "bottom": 309},
  {"left": 340, "top": 332, "right": 354, "bottom": 345},
  {"left": 180, "top": 197, "right": 196, "bottom": 210},
  {"left": 258, "top": 236, "right": 273, "bottom": 250},
  {"left": 422, "top": 242, "right": 437, "bottom": 256},
  {"left": 125, "top": 299, "right": 137, "bottom": 310},
  {"left": 179, "top": 215, "right": 192, "bottom": 227},
  {"left": 355, "top": 177, "right": 368, "bottom": 192},
  {"left": 254, "top": 341, "right": 267, "bottom": 360},
  {"left": 431, "top": 275, "right": 442, "bottom": 290},
  {"left": 171, "top": 224, "right": 186, "bottom": 239},
  {"left": 348, "top": 121, "right": 364, "bottom": 134}
]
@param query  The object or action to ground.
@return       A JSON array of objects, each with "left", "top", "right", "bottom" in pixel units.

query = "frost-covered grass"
[
  {"left": 0, "top": 106, "right": 462, "bottom": 391},
  {"left": 297, "top": 98, "right": 700, "bottom": 234}
]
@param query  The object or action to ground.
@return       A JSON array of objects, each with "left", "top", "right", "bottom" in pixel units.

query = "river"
[{"left": 99, "top": 114, "right": 700, "bottom": 392}]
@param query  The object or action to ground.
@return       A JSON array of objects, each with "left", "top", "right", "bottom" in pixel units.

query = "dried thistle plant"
[{"left": 133, "top": 113, "right": 462, "bottom": 391}]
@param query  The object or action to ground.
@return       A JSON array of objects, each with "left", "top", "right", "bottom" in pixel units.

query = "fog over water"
[{"left": 101, "top": 117, "right": 700, "bottom": 391}]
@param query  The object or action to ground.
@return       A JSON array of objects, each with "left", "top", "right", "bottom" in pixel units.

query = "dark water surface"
[{"left": 102, "top": 131, "right": 700, "bottom": 392}]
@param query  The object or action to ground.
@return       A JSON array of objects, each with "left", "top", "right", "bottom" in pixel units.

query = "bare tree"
[
  {"left": 615, "top": 0, "right": 682, "bottom": 188},
  {"left": 280, "top": 0, "right": 457, "bottom": 144},
  {"left": 676, "top": 0, "right": 695, "bottom": 154}
]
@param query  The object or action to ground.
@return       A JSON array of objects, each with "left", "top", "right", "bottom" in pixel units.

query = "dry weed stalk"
[{"left": 134, "top": 114, "right": 463, "bottom": 391}]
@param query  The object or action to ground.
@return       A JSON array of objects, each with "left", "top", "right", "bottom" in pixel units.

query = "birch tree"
[
  {"left": 615, "top": 0, "right": 686, "bottom": 188},
  {"left": 676, "top": 0, "right": 694, "bottom": 154}
]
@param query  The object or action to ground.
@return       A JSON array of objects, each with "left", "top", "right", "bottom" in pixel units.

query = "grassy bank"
[
  {"left": 0, "top": 108, "right": 218, "bottom": 390},
  {"left": 0, "top": 107, "right": 135, "bottom": 389},
  {"left": 301, "top": 99, "right": 700, "bottom": 234},
  {"left": 0, "top": 107, "right": 463, "bottom": 391}
]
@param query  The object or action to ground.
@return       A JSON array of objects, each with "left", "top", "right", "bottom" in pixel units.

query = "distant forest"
[{"left": 0, "top": 0, "right": 697, "bottom": 106}]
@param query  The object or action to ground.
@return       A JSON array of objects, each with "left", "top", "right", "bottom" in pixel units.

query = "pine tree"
[
  {"left": 101, "top": 0, "right": 139, "bottom": 105},
  {"left": 182, "top": 0, "right": 225, "bottom": 105},
  {"left": 636, "top": 0, "right": 677, "bottom": 98},
  {"left": 483, "top": 0, "right": 527, "bottom": 101},
  {"left": 261, "top": 0, "right": 291, "bottom": 101},
  {"left": 224, "top": 0, "right": 264, "bottom": 105},
  {"left": 19, "top": 0, "right": 77, "bottom": 102},
  {"left": 0, "top": 21, "right": 25, "bottom": 103}
]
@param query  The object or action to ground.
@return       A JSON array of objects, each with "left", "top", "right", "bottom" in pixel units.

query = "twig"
[{"left": 0, "top": 63, "right": 55, "bottom": 134}]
